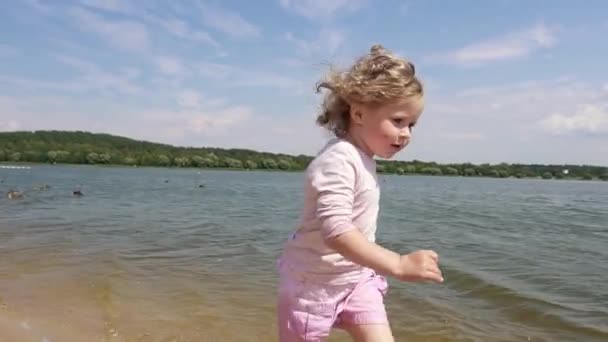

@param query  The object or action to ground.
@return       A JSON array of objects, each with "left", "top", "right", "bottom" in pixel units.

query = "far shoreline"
[{"left": 2, "top": 161, "right": 607, "bottom": 182}]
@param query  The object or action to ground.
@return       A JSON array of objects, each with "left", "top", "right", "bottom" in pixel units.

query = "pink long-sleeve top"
[{"left": 278, "top": 138, "right": 380, "bottom": 285}]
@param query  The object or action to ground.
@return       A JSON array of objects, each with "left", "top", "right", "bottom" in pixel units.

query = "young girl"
[{"left": 276, "top": 44, "right": 444, "bottom": 341}]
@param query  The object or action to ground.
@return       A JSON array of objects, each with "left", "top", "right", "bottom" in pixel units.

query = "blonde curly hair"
[{"left": 316, "top": 44, "right": 423, "bottom": 137}]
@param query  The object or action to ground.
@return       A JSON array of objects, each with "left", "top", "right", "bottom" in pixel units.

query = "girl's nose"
[{"left": 400, "top": 127, "right": 411, "bottom": 138}]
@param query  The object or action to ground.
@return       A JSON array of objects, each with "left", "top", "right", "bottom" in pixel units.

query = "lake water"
[{"left": 1, "top": 165, "right": 607, "bottom": 341}]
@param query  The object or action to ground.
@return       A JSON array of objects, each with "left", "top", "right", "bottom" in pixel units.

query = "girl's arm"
[
  {"left": 309, "top": 148, "right": 443, "bottom": 283},
  {"left": 326, "top": 229, "right": 444, "bottom": 283}
]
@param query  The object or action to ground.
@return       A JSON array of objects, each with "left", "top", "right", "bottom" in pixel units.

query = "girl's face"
[{"left": 349, "top": 98, "right": 423, "bottom": 159}]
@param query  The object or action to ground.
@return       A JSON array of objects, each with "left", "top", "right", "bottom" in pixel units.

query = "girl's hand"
[{"left": 395, "top": 250, "right": 443, "bottom": 283}]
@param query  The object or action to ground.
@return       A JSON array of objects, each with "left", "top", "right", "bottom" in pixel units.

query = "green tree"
[
  {"left": 260, "top": 158, "right": 278, "bottom": 169},
  {"left": 464, "top": 168, "right": 476, "bottom": 176},
  {"left": 98, "top": 153, "right": 112, "bottom": 164},
  {"left": 123, "top": 157, "right": 137, "bottom": 165},
  {"left": 191, "top": 155, "right": 204, "bottom": 167},
  {"left": 174, "top": 156, "right": 191, "bottom": 167},
  {"left": 200, "top": 157, "right": 217, "bottom": 168},
  {"left": 2, "top": 131, "right": 607, "bottom": 181},
  {"left": 24, "top": 150, "right": 45, "bottom": 162},
  {"left": 443, "top": 167, "right": 459, "bottom": 176},
  {"left": 56, "top": 151, "right": 71, "bottom": 163},
  {"left": 421, "top": 167, "right": 442, "bottom": 175},
  {"left": 86, "top": 152, "right": 99, "bottom": 164},
  {"left": 158, "top": 154, "right": 171, "bottom": 166},
  {"left": 47, "top": 151, "right": 57, "bottom": 163},
  {"left": 277, "top": 159, "right": 292, "bottom": 170},
  {"left": 223, "top": 157, "right": 243, "bottom": 168}
]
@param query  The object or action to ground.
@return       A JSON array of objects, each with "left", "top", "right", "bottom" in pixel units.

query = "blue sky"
[{"left": 1, "top": 0, "right": 607, "bottom": 166}]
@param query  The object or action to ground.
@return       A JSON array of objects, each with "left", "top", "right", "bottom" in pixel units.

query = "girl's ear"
[{"left": 350, "top": 104, "right": 365, "bottom": 125}]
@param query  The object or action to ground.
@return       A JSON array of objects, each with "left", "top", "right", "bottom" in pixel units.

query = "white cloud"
[
  {"left": 52, "top": 54, "right": 141, "bottom": 95},
  {"left": 175, "top": 90, "right": 226, "bottom": 109},
  {"left": 427, "top": 23, "right": 557, "bottom": 65},
  {"left": 234, "top": 71, "right": 304, "bottom": 89},
  {"left": 0, "top": 44, "right": 19, "bottom": 57},
  {"left": 197, "top": 2, "right": 260, "bottom": 39},
  {"left": 79, "top": 1, "right": 219, "bottom": 48},
  {"left": 280, "top": 29, "right": 347, "bottom": 71},
  {"left": 426, "top": 78, "right": 608, "bottom": 147},
  {"left": 0, "top": 120, "right": 20, "bottom": 131},
  {"left": 197, "top": 61, "right": 234, "bottom": 80},
  {"left": 217, "top": 113, "right": 325, "bottom": 155},
  {"left": 69, "top": 7, "right": 149, "bottom": 52},
  {"left": 80, "top": 0, "right": 130, "bottom": 13},
  {"left": 0, "top": 85, "right": 323, "bottom": 156},
  {"left": 136, "top": 9, "right": 220, "bottom": 47},
  {"left": 196, "top": 61, "right": 304, "bottom": 91},
  {"left": 430, "top": 77, "right": 602, "bottom": 120},
  {"left": 284, "top": 28, "right": 345, "bottom": 57},
  {"left": 176, "top": 90, "right": 202, "bottom": 108},
  {"left": 407, "top": 78, "right": 608, "bottom": 165},
  {"left": 442, "top": 132, "right": 485, "bottom": 141},
  {"left": 0, "top": 92, "right": 254, "bottom": 148},
  {"left": 155, "top": 56, "right": 185, "bottom": 76},
  {"left": 158, "top": 18, "right": 218, "bottom": 47},
  {"left": 169, "top": 110, "right": 325, "bottom": 155},
  {"left": 279, "top": 0, "right": 365, "bottom": 20},
  {"left": 115, "top": 104, "right": 256, "bottom": 146},
  {"left": 0, "top": 95, "right": 70, "bottom": 110},
  {"left": 0, "top": 95, "right": 84, "bottom": 133},
  {"left": 426, "top": 103, "right": 461, "bottom": 115},
  {"left": 22, "top": 0, "right": 52, "bottom": 13},
  {"left": 540, "top": 105, "right": 608, "bottom": 135},
  {"left": 278, "top": 57, "right": 309, "bottom": 68},
  {"left": 1, "top": 99, "right": 23, "bottom": 125},
  {"left": 0, "top": 75, "right": 84, "bottom": 93},
  {"left": 183, "top": 106, "right": 252, "bottom": 133},
  {"left": 55, "top": 54, "right": 97, "bottom": 73}
]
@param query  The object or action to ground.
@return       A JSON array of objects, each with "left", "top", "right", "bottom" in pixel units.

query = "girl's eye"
[
  {"left": 392, "top": 118, "right": 404, "bottom": 125},
  {"left": 409, "top": 122, "right": 416, "bottom": 129}
]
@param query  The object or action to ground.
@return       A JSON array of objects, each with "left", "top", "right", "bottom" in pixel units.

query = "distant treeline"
[{"left": 1, "top": 131, "right": 607, "bottom": 181}]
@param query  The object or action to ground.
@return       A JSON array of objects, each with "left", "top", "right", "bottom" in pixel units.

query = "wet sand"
[
  {"left": 0, "top": 269, "right": 459, "bottom": 342},
  {"left": 0, "top": 269, "right": 279, "bottom": 341}
]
